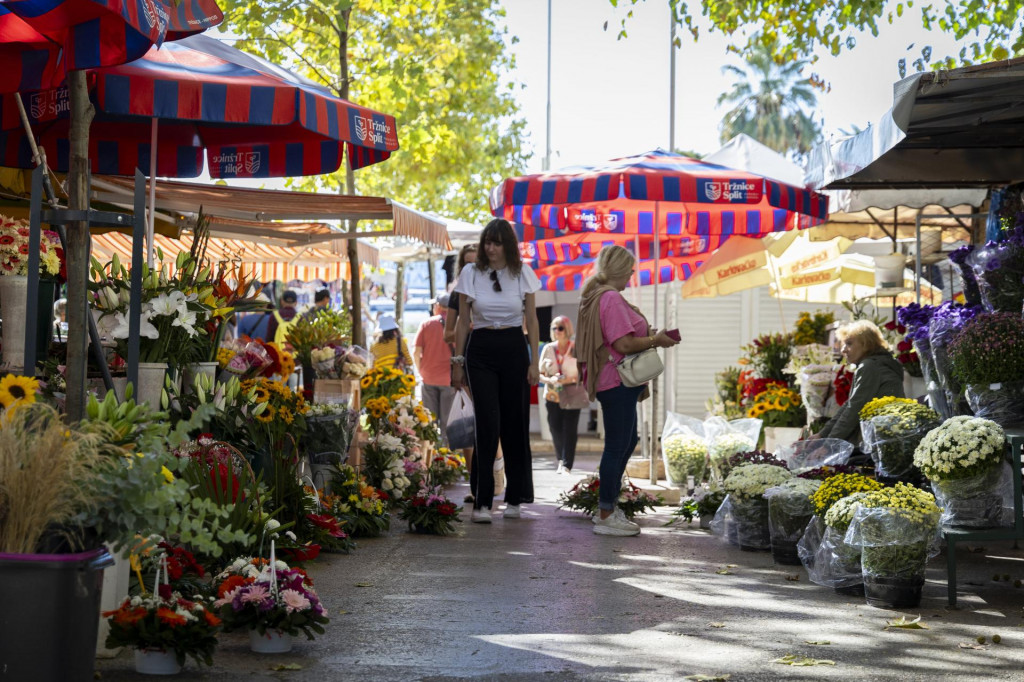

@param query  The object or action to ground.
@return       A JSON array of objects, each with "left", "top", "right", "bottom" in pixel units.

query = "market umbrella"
[
  {"left": 773, "top": 253, "right": 943, "bottom": 306},
  {"left": 0, "top": 0, "right": 223, "bottom": 93},
  {"left": 531, "top": 253, "right": 709, "bottom": 292},
  {"left": 680, "top": 232, "right": 854, "bottom": 299}
]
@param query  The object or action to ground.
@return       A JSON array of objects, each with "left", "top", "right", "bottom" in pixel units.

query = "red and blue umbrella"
[
  {"left": 492, "top": 149, "right": 828, "bottom": 238},
  {"left": 0, "top": 33, "right": 398, "bottom": 177},
  {"left": 532, "top": 253, "right": 709, "bottom": 292},
  {"left": 0, "top": 0, "right": 222, "bottom": 93}
]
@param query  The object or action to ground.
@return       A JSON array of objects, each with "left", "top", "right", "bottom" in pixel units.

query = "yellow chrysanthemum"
[{"left": 0, "top": 374, "right": 39, "bottom": 409}]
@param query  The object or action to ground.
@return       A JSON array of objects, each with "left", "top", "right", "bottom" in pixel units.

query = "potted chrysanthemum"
[
  {"left": 949, "top": 312, "right": 1024, "bottom": 428},
  {"left": 213, "top": 551, "right": 328, "bottom": 653},
  {"left": 913, "top": 415, "right": 1007, "bottom": 527},
  {"left": 805, "top": 473, "right": 885, "bottom": 594},
  {"left": 764, "top": 477, "right": 821, "bottom": 565},
  {"left": 662, "top": 432, "right": 708, "bottom": 487},
  {"left": 859, "top": 397, "right": 941, "bottom": 481},
  {"left": 706, "top": 423, "right": 759, "bottom": 483},
  {"left": 722, "top": 464, "right": 793, "bottom": 551},
  {"left": 844, "top": 483, "right": 941, "bottom": 609}
]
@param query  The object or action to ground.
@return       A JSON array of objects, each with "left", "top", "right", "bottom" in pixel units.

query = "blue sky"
[{"left": 498, "top": 0, "right": 972, "bottom": 172}]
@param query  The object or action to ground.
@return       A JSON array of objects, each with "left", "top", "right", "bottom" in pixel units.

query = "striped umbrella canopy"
[
  {"left": 491, "top": 149, "right": 829, "bottom": 238},
  {"left": 0, "top": 33, "right": 398, "bottom": 177},
  {"left": 517, "top": 226, "right": 729, "bottom": 267},
  {"left": 532, "top": 253, "right": 709, "bottom": 292},
  {"left": 0, "top": 0, "right": 222, "bottom": 94}
]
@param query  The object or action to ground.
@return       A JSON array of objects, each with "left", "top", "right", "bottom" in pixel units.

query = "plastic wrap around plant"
[
  {"left": 949, "top": 246, "right": 982, "bottom": 308},
  {"left": 966, "top": 381, "right": 1024, "bottom": 429},
  {"left": 777, "top": 438, "right": 853, "bottom": 471},
  {"left": 766, "top": 479, "right": 821, "bottom": 561},
  {"left": 861, "top": 415, "right": 938, "bottom": 479},
  {"left": 929, "top": 312, "right": 975, "bottom": 416},
  {"left": 723, "top": 463, "right": 793, "bottom": 501},
  {"left": 913, "top": 415, "right": 1005, "bottom": 482},
  {"left": 911, "top": 336, "right": 949, "bottom": 419},
  {"left": 706, "top": 417, "right": 761, "bottom": 482},
  {"left": 797, "top": 515, "right": 823, "bottom": 572},
  {"left": 931, "top": 462, "right": 1013, "bottom": 528},
  {"left": 660, "top": 413, "right": 708, "bottom": 487},
  {"left": 807, "top": 525, "right": 863, "bottom": 589},
  {"left": 709, "top": 494, "right": 737, "bottom": 546},
  {"left": 971, "top": 239, "right": 1024, "bottom": 314},
  {"left": 731, "top": 497, "right": 771, "bottom": 550}
]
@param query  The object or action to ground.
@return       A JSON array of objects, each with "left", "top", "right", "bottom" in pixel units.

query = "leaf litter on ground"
[
  {"left": 772, "top": 654, "right": 835, "bottom": 666},
  {"left": 885, "top": 615, "right": 929, "bottom": 630},
  {"left": 683, "top": 675, "right": 730, "bottom": 681},
  {"left": 805, "top": 640, "right": 831, "bottom": 645}
]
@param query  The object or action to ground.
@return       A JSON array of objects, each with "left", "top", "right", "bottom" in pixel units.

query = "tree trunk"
[
  {"left": 338, "top": 8, "right": 363, "bottom": 347},
  {"left": 65, "top": 70, "right": 95, "bottom": 422}
]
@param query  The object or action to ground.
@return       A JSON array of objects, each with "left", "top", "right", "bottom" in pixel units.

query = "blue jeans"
[{"left": 596, "top": 383, "right": 644, "bottom": 511}]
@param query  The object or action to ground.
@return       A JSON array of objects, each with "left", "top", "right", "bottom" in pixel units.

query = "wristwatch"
[{"left": 450, "top": 355, "right": 466, "bottom": 366}]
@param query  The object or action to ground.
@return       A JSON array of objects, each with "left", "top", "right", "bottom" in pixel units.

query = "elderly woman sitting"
[{"left": 812, "top": 320, "right": 905, "bottom": 447}]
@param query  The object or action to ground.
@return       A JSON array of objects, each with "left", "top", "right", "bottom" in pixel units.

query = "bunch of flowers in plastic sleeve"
[
  {"left": 746, "top": 384, "right": 804, "bottom": 427},
  {"left": 970, "top": 223, "right": 1024, "bottom": 313},
  {"left": 662, "top": 432, "right": 708, "bottom": 484},
  {"left": 0, "top": 215, "right": 63, "bottom": 278},
  {"left": 708, "top": 432, "right": 757, "bottom": 481},
  {"left": 844, "top": 483, "right": 941, "bottom": 579},
  {"left": 948, "top": 244, "right": 982, "bottom": 306}
]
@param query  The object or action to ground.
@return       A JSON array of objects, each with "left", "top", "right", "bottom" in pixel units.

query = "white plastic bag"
[
  {"left": 660, "top": 412, "right": 707, "bottom": 487},
  {"left": 493, "top": 456, "right": 506, "bottom": 497},
  {"left": 446, "top": 389, "right": 475, "bottom": 450}
]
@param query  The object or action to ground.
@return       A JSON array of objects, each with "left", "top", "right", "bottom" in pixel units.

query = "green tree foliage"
[
  {"left": 219, "top": 0, "right": 529, "bottom": 222},
  {"left": 717, "top": 43, "right": 821, "bottom": 159},
  {"left": 610, "top": 0, "right": 1024, "bottom": 69}
]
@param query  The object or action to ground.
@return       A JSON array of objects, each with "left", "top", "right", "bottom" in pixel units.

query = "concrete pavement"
[{"left": 96, "top": 447, "right": 1024, "bottom": 681}]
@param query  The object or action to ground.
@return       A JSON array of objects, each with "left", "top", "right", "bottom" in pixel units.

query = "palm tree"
[{"left": 717, "top": 44, "right": 822, "bottom": 160}]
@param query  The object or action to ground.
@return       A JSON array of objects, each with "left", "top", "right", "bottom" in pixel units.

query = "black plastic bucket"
[
  {"left": 771, "top": 539, "right": 802, "bottom": 565},
  {"left": 0, "top": 548, "right": 114, "bottom": 681},
  {"left": 864, "top": 575, "right": 924, "bottom": 609}
]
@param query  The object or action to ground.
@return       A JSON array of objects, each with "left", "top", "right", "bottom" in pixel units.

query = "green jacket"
[{"left": 819, "top": 351, "right": 906, "bottom": 445}]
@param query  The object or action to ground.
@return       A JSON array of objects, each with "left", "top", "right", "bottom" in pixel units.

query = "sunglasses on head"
[{"left": 489, "top": 270, "right": 502, "bottom": 292}]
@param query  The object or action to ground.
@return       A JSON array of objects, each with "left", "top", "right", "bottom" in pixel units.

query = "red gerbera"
[{"left": 307, "top": 513, "right": 346, "bottom": 538}]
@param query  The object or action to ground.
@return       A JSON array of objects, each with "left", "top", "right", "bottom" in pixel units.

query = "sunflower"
[
  {"left": 252, "top": 386, "right": 271, "bottom": 403},
  {"left": 400, "top": 373, "right": 416, "bottom": 388},
  {"left": 255, "top": 404, "right": 276, "bottom": 423},
  {"left": 360, "top": 375, "right": 373, "bottom": 389},
  {"left": 0, "top": 374, "right": 39, "bottom": 409},
  {"left": 279, "top": 406, "right": 294, "bottom": 425}
]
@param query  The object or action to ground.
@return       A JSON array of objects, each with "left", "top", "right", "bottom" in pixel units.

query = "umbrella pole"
[
  {"left": 650, "top": 202, "right": 660, "bottom": 485},
  {"left": 147, "top": 118, "right": 158, "bottom": 267}
]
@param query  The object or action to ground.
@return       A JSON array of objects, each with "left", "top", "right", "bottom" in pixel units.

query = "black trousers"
[
  {"left": 465, "top": 328, "right": 534, "bottom": 509},
  {"left": 546, "top": 401, "right": 581, "bottom": 470}
]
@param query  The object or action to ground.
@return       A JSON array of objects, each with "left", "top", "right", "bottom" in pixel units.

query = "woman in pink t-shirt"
[{"left": 576, "top": 246, "right": 679, "bottom": 536}]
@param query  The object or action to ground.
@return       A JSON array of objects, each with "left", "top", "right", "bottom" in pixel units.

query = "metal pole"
[
  {"left": 651, "top": 202, "right": 660, "bottom": 485},
  {"left": 147, "top": 118, "right": 158, "bottom": 267},
  {"left": 915, "top": 214, "right": 923, "bottom": 305},
  {"left": 543, "top": 0, "right": 552, "bottom": 171},
  {"left": 427, "top": 256, "right": 437, "bottom": 299},
  {"left": 669, "top": 12, "right": 676, "bottom": 152}
]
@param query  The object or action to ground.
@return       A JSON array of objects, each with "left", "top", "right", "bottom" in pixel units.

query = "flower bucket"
[
  {"left": 136, "top": 362, "right": 168, "bottom": 407},
  {"left": 96, "top": 543, "right": 132, "bottom": 658},
  {"left": 732, "top": 498, "right": 771, "bottom": 552},
  {"left": 181, "top": 361, "right": 218, "bottom": 394},
  {"left": 0, "top": 274, "right": 27, "bottom": 370},
  {"left": 250, "top": 628, "right": 293, "bottom": 654},
  {"left": 0, "top": 548, "right": 113, "bottom": 680},
  {"left": 873, "top": 253, "right": 906, "bottom": 289},
  {"left": 863, "top": 575, "right": 924, "bottom": 609},
  {"left": 134, "top": 648, "right": 182, "bottom": 675},
  {"left": 932, "top": 466, "right": 1007, "bottom": 529}
]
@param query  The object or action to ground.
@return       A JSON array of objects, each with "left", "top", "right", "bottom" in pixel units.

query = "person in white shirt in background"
[{"left": 451, "top": 219, "right": 540, "bottom": 523}]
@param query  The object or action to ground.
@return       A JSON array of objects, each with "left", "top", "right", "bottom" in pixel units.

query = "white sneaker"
[
  {"left": 503, "top": 504, "right": 521, "bottom": 519},
  {"left": 471, "top": 507, "right": 492, "bottom": 524},
  {"left": 593, "top": 508, "right": 640, "bottom": 536},
  {"left": 556, "top": 463, "right": 566, "bottom": 475}
]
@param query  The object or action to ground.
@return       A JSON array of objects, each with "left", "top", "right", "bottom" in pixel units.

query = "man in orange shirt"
[{"left": 414, "top": 294, "right": 455, "bottom": 445}]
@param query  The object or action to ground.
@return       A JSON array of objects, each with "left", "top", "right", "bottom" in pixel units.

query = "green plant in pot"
[
  {"left": 859, "top": 396, "right": 940, "bottom": 482},
  {"left": 948, "top": 312, "right": 1024, "bottom": 428},
  {"left": 806, "top": 473, "right": 883, "bottom": 593},
  {"left": 844, "top": 483, "right": 941, "bottom": 609}
]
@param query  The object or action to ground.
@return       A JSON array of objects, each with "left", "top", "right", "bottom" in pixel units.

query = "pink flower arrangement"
[{"left": 214, "top": 565, "right": 328, "bottom": 639}]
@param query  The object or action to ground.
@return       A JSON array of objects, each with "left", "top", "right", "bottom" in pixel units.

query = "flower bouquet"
[
  {"left": 970, "top": 226, "right": 1024, "bottom": 313},
  {"left": 948, "top": 244, "right": 982, "bottom": 307},
  {"left": 746, "top": 384, "right": 805, "bottom": 427},
  {"left": 103, "top": 584, "right": 221, "bottom": 673},
  {"left": 428, "top": 447, "right": 467, "bottom": 487},
  {"left": 662, "top": 432, "right": 708, "bottom": 487},
  {"left": 740, "top": 332, "right": 793, "bottom": 383},
  {"left": 558, "top": 473, "right": 662, "bottom": 520},
  {"left": 214, "top": 553, "right": 328, "bottom": 653},
  {"left": 722, "top": 463, "right": 793, "bottom": 551},
  {"left": 897, "top": 303, "right": 949, "bottom": 417},
  {"left": 844, "top": 483, "right": 941, "bottom": 608},
  {"left": 949, "top": 311, "right": 1024, "bottom": 428},
  {"left": 130, "top": 540, "right": 209, "bottom": 600},
  {"left": 859, "top": 397, "right": 941, "bottom": 480},
  {"left": 764, "top": 477, "right": 822, "bottom": 565},
  {"left": 304, "top": 402, "right": 359, "bottom": 487},
  {"left": 705, "top": 417, "right": 761, "bottom": 483},
  {"left": 672, "top": 485, "right": 726, "bottom": 528},
  {"left": 788, "top": 344, "right": 841, "bottom": 421},
  {"left": 320, "top": 465, "right": 390, "bottom": 537},
  {"left": 360, "top": 366, "right": 416, "bottom": 404},
  {"left": 804, "top": 473, "right": 883, "bottom": 592},
  {"left": 398, "top": 481, "right": 462, "bottom": 535},
  {"left": 927, "top": 301, "right": 981, "bottom": 416},
  {"left": 361, "top": 433, "right": 413, "bottom": 501},
  {"left": 913, "top": 415, "right": 1009, "bottom": 527},
  {"left": 0, "top": 215, "right": 63, "bottom": 277},
  {"left": 882, "top": 320, "right": 922, "bottom": 378}
]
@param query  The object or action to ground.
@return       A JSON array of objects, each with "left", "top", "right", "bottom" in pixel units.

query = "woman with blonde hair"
[
  {"left": 576, "top": 246, "right": 679, "bottom": 536},
  {"left": 811, "top": 320, "right": 904, "bottom": 446},
  {"left": 539, "top": 315, "right": 589, "bottom": 474}
]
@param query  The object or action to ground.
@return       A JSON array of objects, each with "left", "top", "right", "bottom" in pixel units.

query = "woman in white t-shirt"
[{"left": 452, "top": 218, "right": 541, "bottom": 523}]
